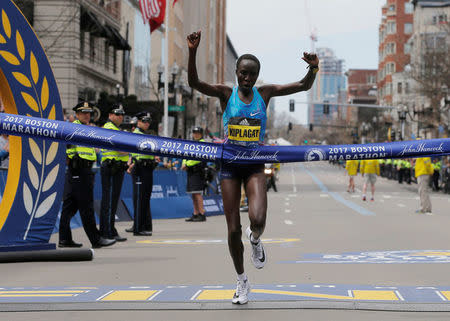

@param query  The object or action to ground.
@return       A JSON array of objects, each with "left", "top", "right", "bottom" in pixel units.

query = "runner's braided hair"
[{"left": 236, "top": 54, "right": 260, "bottom": 73}]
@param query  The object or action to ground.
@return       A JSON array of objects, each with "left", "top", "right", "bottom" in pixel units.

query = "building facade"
[
  {"left": 377, "top": 0, "right": 414, "bottom": 106},
  {"left": 308, "top": 47, "right": 346, "bottom": 125},
  {"left": 30, "top": 0, "right": 131, "bottom": 115}
]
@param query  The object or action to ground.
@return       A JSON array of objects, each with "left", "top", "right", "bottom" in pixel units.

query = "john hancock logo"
[
  {"left": 137, "top": 139, "right": 157, "bottom": 152},
  {"left": 304, "top": 148, "right": 326, "bottom": 161}
]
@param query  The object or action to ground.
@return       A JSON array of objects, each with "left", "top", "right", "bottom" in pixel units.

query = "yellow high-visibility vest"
[
  {"left": 131, "top": 127, "right": 154, "bottom": 160},
  {"left": 101, "top": 121, "right": 129, "bottom": 162},
  {"left": 66, "top": 120, "right": 96, "bottom": 161},
  {"left": 182, "top": 139, "right": 205, "bottom": 167}
]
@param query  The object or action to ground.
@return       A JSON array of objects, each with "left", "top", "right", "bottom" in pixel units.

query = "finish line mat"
[{"left": 2, "top": 284, "right": 450, "bottom": 311}]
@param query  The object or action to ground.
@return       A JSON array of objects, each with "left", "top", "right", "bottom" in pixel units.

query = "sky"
[{"left": 226, "top": 0, "right": 386, "bottom": 125}]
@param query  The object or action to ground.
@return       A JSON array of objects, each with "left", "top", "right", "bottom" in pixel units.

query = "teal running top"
[{"left": 223, "top": 86, "right": 267, "bottom": 147}]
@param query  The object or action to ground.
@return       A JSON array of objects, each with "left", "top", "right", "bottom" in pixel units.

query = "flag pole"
[{"left": 163, "top": 0, "right": 170, "bottom": 137}]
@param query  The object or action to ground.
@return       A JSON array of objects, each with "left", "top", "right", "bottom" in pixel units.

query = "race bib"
[{"left": 228, "top": 117, "right": 261, "bottom": 142}]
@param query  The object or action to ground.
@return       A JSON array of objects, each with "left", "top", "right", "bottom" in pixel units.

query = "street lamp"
[
  {"left": 397, "top": 104, "right": 408, "bottom": 140},
  {"left": 372, "top": 116, "right": 379, "bottom": 142},
  {"left": 157, "top": 62, "right": 180, "bottom": 137},
  {"left": 158, "top": 62, "right": 179, "bottom": 94},
  {"left": 115, "top": 83, "right": 121, "bottom": 102},
  {"left": 360, "top": 121, "right": 371, "bottom": 144}
]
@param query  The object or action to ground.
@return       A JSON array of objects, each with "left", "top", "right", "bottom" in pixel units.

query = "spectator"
[
  {"left": 361, "top": 159, "right": 379, "bottom": 201},
  {"left": 414, "top": 155, "right": 434, "bottom": 215},
  {"left": 345, "top": 159, "right": 359, "bottom": 193},
  {"left": 0, "top": 134, "right": 9, "bottom": 168}
]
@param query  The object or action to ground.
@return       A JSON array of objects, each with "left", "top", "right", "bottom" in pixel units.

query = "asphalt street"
[{"left": 2, "top": 162, "right": 450, "bottom": 320}]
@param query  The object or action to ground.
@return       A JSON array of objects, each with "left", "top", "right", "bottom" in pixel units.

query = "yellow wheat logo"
[{"left": 0, "top": 9, "right": 60, "bottom": 239}]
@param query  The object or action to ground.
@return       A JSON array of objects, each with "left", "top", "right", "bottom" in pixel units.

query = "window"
[
  {"left": 389, "top": 5, "right": 395, "bottom": 11},
  {"left": 405, "top": 23, "right": 413, "bottom": 34},
  {"left": 113, "top": 49, "right": 117, "bottom": 73},
  {"left": 80, "top": 31, "right": 85, "bottom": 59},
  {"left": 89, "top": 35, "right": 96, "bottom": 63},
  {"left": 387, "top": 21, "right": 396, "bottom": 34},
  {"left": 404, "top": 42, "right": 411, "bottom": 54},
  {"left": 397, "top": 82, "right": 402, "bottom": 94},
  {"left": 368, "top": 75, "right": 376, "bottom": 84},
  {"left": 405, "top": 2, "right": 413, "bottom": 14},
  {"left": 439, "top": 14, "right": 448, "bottom": 24},
  {"left": 405, "top": 82, "right": 410, "bottom": 94},
  {"left": 104, "top": 42, "right": 109, "bottom": 70}
]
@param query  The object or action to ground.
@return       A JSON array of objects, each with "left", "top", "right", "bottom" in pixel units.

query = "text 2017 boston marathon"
[
  {"left": 159, "top": 140, "right": 219, "bottom": 160},
  {"left": 2, "top": 115, "right": 58, "bottom": 138},
  {"left": 328, "top": 145, "right": 387, "bottom": 161}
]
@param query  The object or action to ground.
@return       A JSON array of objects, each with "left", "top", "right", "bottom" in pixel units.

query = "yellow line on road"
[
  {"left": 101, "top": 290, "right": 158, "bottom": 301},
  {"left": 0, "top": 291, "right": 85, "bottom": 294},
  {"left": 196, "top": 289, "right": 399, "bottom": 301}
]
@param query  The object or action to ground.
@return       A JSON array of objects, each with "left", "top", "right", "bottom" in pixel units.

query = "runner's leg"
[{"left": 221, "top": 178, "right": 244, "bottom": 274}]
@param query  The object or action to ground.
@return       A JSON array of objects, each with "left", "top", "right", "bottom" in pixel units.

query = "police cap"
[
  {"left": 109, "top": 104, "right": 125, "bottom": 115},
  {"left": 73, "top": 101, "right": 94, "bottom": 113},
  {"left": 135, "top": 111, "right": 152, "bottom": 122},
  {"left": 192, "top": 126, "right": 203, "bottom": 134}
]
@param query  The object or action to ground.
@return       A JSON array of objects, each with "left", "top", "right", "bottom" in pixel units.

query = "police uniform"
[
  {"left": 59, "top": 102, "right": 116, "bottom": 248},
  {"left": 99, "top": 104, "right": 128, "bottom": 241},
  {"left": 184, "top": 127, "right": 207, "bottom": 222},
  {"left": 128, "top": 112, "right": 155, "bottom": 236}
]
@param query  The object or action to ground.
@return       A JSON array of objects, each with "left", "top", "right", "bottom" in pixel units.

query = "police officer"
[
  {"left": 59, "top": 102, "right": 116, "bottom": 248},
  {"left": 183, "top": 127, "right": 207, "bottom": 222},
  {"left": 125, "top": 112, "right": 157, "bottom": 236},
  {"left": 99, "top": 104, "right": 129, "bottom": 242}
]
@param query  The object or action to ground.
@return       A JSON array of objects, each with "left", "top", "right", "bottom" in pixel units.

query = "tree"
[{"left": 409, "top": 19, "right": 450, "bottom": 137}]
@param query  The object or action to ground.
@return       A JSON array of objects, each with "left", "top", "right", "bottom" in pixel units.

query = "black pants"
[
  {"left": 398, "top": 168, "right": 405, "bottom": 184},
  {"left": 100, "top": 163, "right": 125, "bottom": 238},
  {"left": 433, "top": 170, "right": 440, "bottom": 190},
  {"left": 59, "top": 169, "right": 100, "bottom": 245},
  {"left": 132, "top": 165, "right": 154, "bottom": 233},
  {"left": 405, "top": 169, "right": 411, "bottom": 184}
]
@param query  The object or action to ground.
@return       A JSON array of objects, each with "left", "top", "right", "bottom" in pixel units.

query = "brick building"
[{"left": 377, "top": 0, "right": 414, "bottom": 106}]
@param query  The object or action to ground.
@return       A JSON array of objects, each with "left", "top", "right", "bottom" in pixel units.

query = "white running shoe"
[
  {"left": 245, "top": 226, "right": 266, "bottom": 269},
  {"left": 232, "top": 278, "right": 250, "bottom": 304}
]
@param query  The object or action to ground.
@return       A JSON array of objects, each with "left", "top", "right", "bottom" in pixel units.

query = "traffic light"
[
  {"left": 288, "top": 122, "right": 293, "bottom": 131},
  {"left": 323, "top": 100, "right": 329, "bottom": 114},
  {"left": 289, "top": 99, "right": 295, "bottom": 112},
  {"left": 304, "top": 140, "right": 308, "bottom": 144},
  {"left": 309, "top": 123, "right": 313, "bottom": 131}
]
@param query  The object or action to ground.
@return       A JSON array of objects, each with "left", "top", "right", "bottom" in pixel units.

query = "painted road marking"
[
  {"left": 0, "top": 290, "right": 86, "bottom": 298},
  {"left": 301, "top": 165, "right": 374, "bottom": 216},
  {"left": 436, "top": 291, "right": 447, "bottom": 301},
  {"left": 101, "top": 290, "right": 158, "bottom": 301},
  {"left": 397, "top": 204, "right": 406, "bottom": 207},
  {"left": 137, "top": 238, "right": 300, "bottom": 245},
  {"left": 284, "top": 220, "right": 293, "bottom": 225},
  {"left": 1, "top": 285, "right": 450, "bottom": 305},
  {"left": 284, "top": 209, "right": 291, "bottom": 213},
  {"left": 196, "top": 289, "right": 399, "bottom": 301},
  {"left": 283, "top": 250, "right": 450, "bottom": 264}
]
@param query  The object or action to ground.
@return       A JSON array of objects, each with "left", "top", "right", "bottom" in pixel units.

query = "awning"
[
  {"left": 80, "top": 7, "right": 108, "bottom": 37},
  {"left": 104, "top": 25, "right": 131, "bottom": 51},
  {"left": 79, "top": 7, "right": 131, "bottom": 51}
]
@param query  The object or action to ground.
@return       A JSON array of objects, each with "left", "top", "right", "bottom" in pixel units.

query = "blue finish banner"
[{"left": 1, "top": 114, "right": 450, "bottom": 164}]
